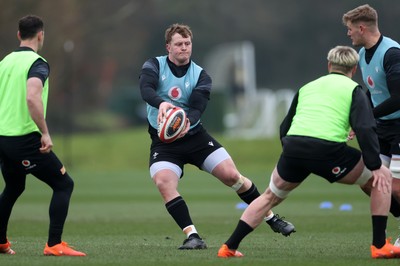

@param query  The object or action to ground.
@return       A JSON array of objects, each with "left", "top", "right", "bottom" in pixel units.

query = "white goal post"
[{"left": 204, "top": 41, "right": 295, "bottom": 138}]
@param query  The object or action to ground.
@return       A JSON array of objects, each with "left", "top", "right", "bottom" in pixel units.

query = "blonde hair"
[
  {"left": 327, "top": 46, "right": 359, "bottom": 73},
  {"left": 342, "top": 4, "right": 378, "bottom": 27}
]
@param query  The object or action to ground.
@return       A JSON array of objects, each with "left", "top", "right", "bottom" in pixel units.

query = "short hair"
[
  {"left": 165, "top": 23, "right": 193, "bottom": 44},
  {"left": 18, "top": 15, "right": 44, "bottom": 40},
  {"left": 342, "top": 4, "right": 378, "bottom": 26},
  {"left": 327, "top": 46, "right": 359, "bottom": 73}
]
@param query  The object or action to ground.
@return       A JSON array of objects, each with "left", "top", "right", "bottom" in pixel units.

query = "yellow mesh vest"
[
  {"left": 0, "top": 51, "right": 49, "bottom": 136},
  {"left": 287, "top": 74, "right": 358, "bottom": 142}
]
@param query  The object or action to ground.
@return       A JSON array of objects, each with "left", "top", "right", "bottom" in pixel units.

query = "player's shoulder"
[
  {"left": 385, "top": 46, "right": 400, "bottom": 57},
  {"left": 142, "top": 57, "right": 160, "bottom": 71}
]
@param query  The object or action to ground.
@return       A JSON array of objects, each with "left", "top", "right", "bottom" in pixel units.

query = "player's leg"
[
  {"left": 380, "top": 122, "right": 400, "bottom": 213},
  {"left": 359, "top": 153, "right": 400, "bottom": 219},
  {"left": 204, "top": 148, "right": 295, "bottom": 236},
  {"left": 150, "top": 162, "right": 206, "bottom": 249},
  {"left": 32, "top": 151, "right": 85, "bottom": 256},
  {"left": 240, "top": 167, "right": 298, "bottom": 227},
  {"left": 218, "top": 166, "right": 300, "bottom": 258},
  {"left": 377, "top": 133, "right": 400, "bottom": 218},
  {"left": 0, "top": 162, "right": 25, "bottom": 255},
  {"left": 360, "top": 168, "right": 400, "bottom": 258},
  {"left": 339, "top": 157, "right": 400, "bottom": 258},
  {"left": 388, "top": 154, "right": 400, "bottom": 246}
]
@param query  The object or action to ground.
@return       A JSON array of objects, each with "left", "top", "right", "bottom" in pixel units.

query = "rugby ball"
[{"left": 157, "top": 107, "right": 187, "bottom": 143}]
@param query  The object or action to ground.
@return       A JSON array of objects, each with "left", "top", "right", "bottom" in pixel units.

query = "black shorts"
[
  {"left": 0, "top": 132, "right": 64, "bottom": 177},
  {"left": 376, "top": 118, "right": 400, "bottom": 156},
  {"left": 278, "top": 136, "right": 361, "bottom": 183},
  {"left": 148, "top": 125, "right": 223, "bottom": 170}
]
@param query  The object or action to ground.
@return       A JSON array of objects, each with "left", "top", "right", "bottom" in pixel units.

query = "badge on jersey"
[
  {"left": 367, "top": 75, "right": 375, "bottom": 89},
  {"left": 168, "top": 86, "right": 182, "bottom": 100}
]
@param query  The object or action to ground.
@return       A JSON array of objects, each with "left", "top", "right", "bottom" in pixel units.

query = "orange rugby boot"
[
  {"left": 371, "top": 238, "right": 400, "bottom": 259},
  {"left": 217, "top": 244, "right": 243, "bottom": 258},
  {"left": 43, "top": 241, "right": 86, "bottom": 256},
  {"left": 0, "top": 240, "right": 15, "bottom": 255}
]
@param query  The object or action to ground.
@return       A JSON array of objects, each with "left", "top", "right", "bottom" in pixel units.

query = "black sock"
[
  {"left": 225, "top": 220, "right": 254, "bottom": 250},
  {"left": 390, "top": 196, "right": 400, "bottom": 218},
  {"left": 166, "top": 196, "right": 194, "bottom": 231},
  {"left": 238, "top": 183, "right": 260, "bottom": 205},
  {"left": 371, "top": 215, "right": 387, "bottom": 248},
  {"left": 48, "top": 226, "right": 63, "bottom": 247}
]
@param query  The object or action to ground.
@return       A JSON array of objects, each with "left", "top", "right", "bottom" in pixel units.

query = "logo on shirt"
[
  {"left": 332, "top": 166, "right": 346, "bottom": 176},
  {"left": 22, "top": 160, "right": 37, "bottom": 170},
  {"left": 168, "top": 86, "right": 182, "bottom": 100},
  {"left": 367, "top": 75, "right": 375, "bottom": 89},
  {"left": 152, "top": 152, "right": 159, "bottom": 160}
]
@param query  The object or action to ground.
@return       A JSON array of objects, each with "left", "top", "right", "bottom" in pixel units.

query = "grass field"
[{"left": 1, "top": 128, "right": 400, "bottom": 265}]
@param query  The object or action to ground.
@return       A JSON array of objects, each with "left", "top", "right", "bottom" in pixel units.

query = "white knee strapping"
[
  {"left": 390, "top": 155, "right": 400, "bottom": 179},
  {"left": 149, "top": 161, "right": 182, "bottom": 179},
  {"left": 202, "top": 148, "right": 231, "bottom": 173},
  {"left": 268, "top": 174, "right": 290, "bottom": 199},
  {"left": 355, "top": 166, "right": 372, "bottom": 185},
  {"left": 231, "top": 175, "right": 245, "bottom": 191}
]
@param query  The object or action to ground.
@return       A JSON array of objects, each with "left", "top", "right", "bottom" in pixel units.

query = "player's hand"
[
  {"left": 177, "top": 118, "right": 190, "bottom": 139},
  {"left": 40, "top": 133, "right": 53, "bottom": 153},
  {"left": 158, "top": 102, "right": 175, "bottom": 124},
  {"left": 347, "top": 129, "right": 355, "bottom": 141}
]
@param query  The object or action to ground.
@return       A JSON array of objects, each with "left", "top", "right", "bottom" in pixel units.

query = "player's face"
[
  {"left": 346, "top": 22, "right": 365, "bottom": 47},
  {"left": 166, "top": 33, "right": 192, "bottom": 66}
]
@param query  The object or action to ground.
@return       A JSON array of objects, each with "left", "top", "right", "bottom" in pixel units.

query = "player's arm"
[
  {"left": 372, "top": 47, "right": 400, "bottom": 118},
  {"left": 279, "top": 91, "right": 299, "bottom": 141},
  {"left": 365, "top": 89, "right": 374, "bottom": 108},
  {"left": 139, "top": 58, "right": 164, "bottom": 108},
  {"left": 139, "top": 58, "right": 176, "bottom": 123},
  {"left": 350, "top": 86, "right": 381, "bottom": 170},
  {"left": 26, "top": 59, "right": 52, "bottom": 153},
  {"left": 187, "top": 70, "right": 211, "bottom": 125}
]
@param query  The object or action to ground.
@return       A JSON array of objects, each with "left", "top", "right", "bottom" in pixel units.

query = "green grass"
[{"left": 1, "top": 128, "right": 399, "bottom": 265}]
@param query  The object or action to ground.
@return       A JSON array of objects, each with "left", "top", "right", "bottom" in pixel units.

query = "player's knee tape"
[
  {"left": 268, "top": 175, "right": 290, "bottom": 199},
  {"left": 202, "top": 148, "right": 231, "bottom": 174},
  {"left": 231, "top": 175, "right": 245, "bottom": 192},
  {"left": 355, "top": 166, "right": 372, "bottom": 185},
  {"left": 149, "top": 161, "right": 182, "bottom": 179},
  {"left": 390, "top": 155, "right": 400, "bottom": 179}
]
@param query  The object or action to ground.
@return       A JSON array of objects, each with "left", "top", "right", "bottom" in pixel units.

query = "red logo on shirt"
[
  {"left": 168, "top": 86, "right": 182, "bottom": 100},
  {"left": 367, "top": 76, "right": 375, "bottom": 88},
  {"left": 332, "top": 167, "right": 340, "bottom": 175}
]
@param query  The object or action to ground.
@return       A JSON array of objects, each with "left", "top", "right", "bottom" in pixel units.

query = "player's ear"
[
  {"left": 351, "top": 65, "right": 357, "bottom": 76},
  {"left": 327, "top": 62, "right": 332, "bottom": 72},
  {"left": 38, "top": 30, "right": 44, "bottom": 41},
  {"left": 359, "top": 23, "right": 367, "bottom": 34}
]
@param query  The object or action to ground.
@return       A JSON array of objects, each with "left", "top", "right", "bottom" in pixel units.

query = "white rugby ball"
[{"left": 157, "top": 107, "right": 187, "bottom": 143}]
